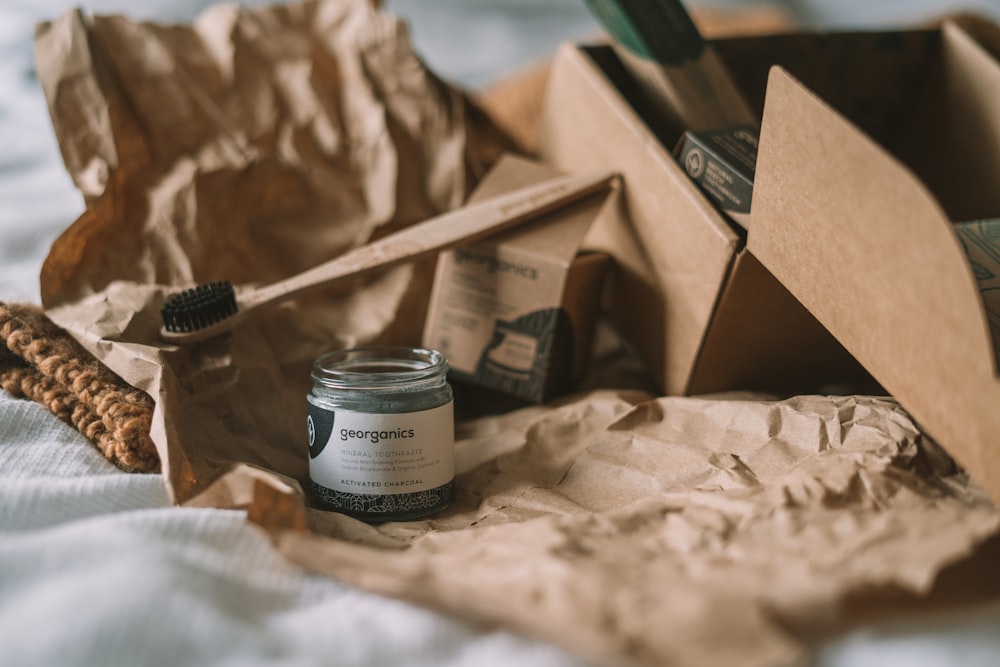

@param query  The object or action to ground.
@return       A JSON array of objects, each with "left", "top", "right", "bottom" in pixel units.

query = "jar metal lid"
[{"left": 311, "top": 346, "right": 448, "bottom": 389}]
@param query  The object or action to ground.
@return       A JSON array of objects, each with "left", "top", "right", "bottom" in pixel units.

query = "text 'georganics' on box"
[{"left": 423, "top": 154, "right": 612, "bottom": 404}]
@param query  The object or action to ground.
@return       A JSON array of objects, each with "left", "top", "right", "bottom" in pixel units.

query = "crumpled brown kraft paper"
[
  {"left": 34, "top": 0, "right": 510, "bottom": 500},
  {"left": 257, "top": 391, "right": 1000, "bottom": 667},
  {"left": 31, "top": 2, "right": 1000, "bottom": 667}
]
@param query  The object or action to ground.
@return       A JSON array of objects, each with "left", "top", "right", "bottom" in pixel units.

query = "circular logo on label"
[
  {"left": 308, "top": 406, "right": 334, "bottom": 459},
  {"left": 685, "top": 148, "right": 705, "bottom": 178}
]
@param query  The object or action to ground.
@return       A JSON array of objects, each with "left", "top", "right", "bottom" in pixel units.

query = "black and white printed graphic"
[{"left": 307, "top": 402, "right": 335, "bottom": 459}]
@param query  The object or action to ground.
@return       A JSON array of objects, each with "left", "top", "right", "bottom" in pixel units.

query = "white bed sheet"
[{"left": 2, "top": 2, "right": 1000, "bottom": 666}]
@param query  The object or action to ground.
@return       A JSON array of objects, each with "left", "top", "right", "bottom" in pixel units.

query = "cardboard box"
[
  {"left": 423, "top": 155, "right": 611, "bottom": 403},
  {"left": 539, "top": 35, "right": 867, "bottom": 398},
  {"left": 539, "top": 21, "right": 1000, "bottom": 500}
]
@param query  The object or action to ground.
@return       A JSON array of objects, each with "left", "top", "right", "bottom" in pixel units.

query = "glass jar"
[{"left": 306, "top": 346, "right": 455, "bottom": 522}]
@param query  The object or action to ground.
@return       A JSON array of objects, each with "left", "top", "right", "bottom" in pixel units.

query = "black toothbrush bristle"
[{"left": 161, "top": 280, "right": 238, "bottom": 333}]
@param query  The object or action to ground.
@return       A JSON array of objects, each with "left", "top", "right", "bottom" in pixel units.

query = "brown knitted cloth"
[{"left": 0, "top": 303, "right": 159, "bottom": 473}]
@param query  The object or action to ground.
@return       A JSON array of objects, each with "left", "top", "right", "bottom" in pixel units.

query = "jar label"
[{"left": 307, "top": 401, "right": 454, "bottom": 496}]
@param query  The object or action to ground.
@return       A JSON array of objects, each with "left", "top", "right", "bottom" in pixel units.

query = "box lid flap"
[{"left": 749, "top": 64, "right": 1000, "bottom": 500}]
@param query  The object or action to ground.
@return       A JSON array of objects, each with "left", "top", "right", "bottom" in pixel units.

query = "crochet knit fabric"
[{"left": 0, "top": 302, "right": 159, "bottom": 473}]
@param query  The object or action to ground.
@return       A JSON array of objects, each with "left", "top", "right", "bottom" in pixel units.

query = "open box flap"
[{"left": 749, "top": 62, "right": 1000, "bottom": 500}]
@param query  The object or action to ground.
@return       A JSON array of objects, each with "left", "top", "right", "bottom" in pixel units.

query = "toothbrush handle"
[{"left": 245, "top": 169, "right": 618, "bottom": 311}]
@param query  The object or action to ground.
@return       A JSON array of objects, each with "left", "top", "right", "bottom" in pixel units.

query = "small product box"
[
  {"left": 675, "top": 124, "right": 758, "bottom": 230},
  {"left": 423, "top": 154, "right": 612, "bottom": 403}
]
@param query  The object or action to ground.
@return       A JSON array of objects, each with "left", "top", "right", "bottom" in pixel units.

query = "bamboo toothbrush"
[
  {"left": 160, "top": 169, "right": 618, "bottom": 344},
  {"left": 583, "top": 0, "right": 756, "bottom": 131}
]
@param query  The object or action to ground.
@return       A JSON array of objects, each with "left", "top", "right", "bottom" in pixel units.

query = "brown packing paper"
[
  {"left": 249, "top": 391, "right": 1000, "bottom": 667},
  {"left": 34, "top": 0, "right": 512, "bottom": 502},
  {"left": 29, "top": 4, "right": 1000, "bottom": 667},
  {"left": 36, "top": 1, "right": 479, "bottom": 301}
]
